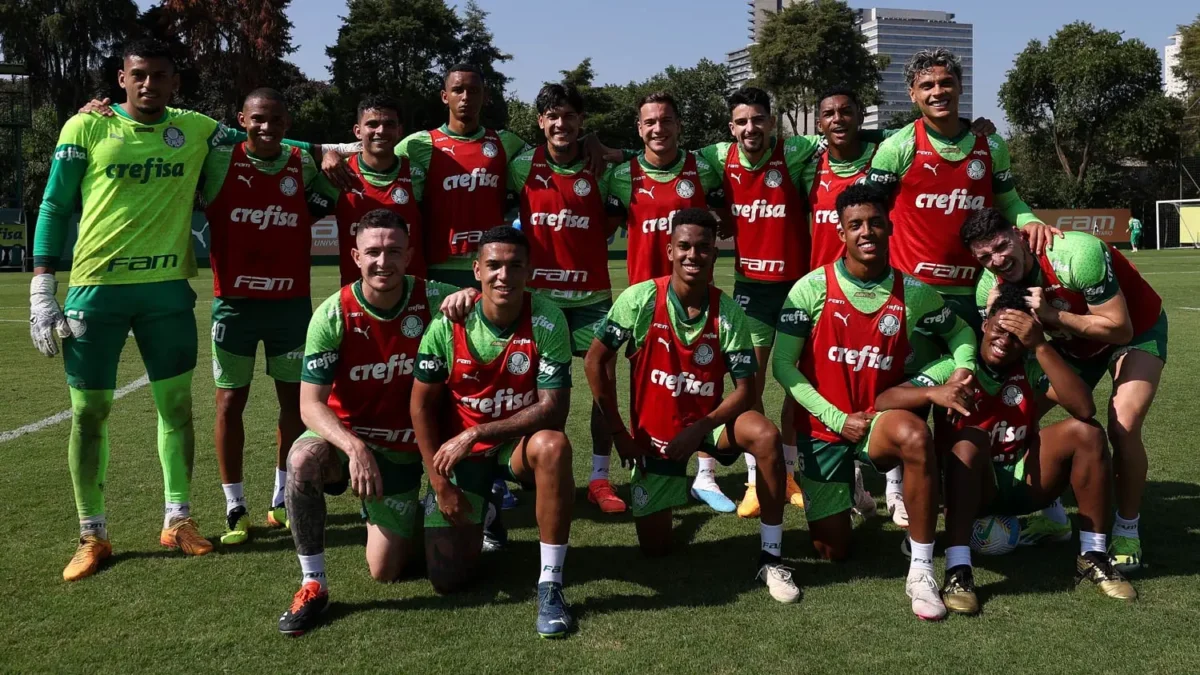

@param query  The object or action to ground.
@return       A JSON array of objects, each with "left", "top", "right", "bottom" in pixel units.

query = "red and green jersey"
[
  {"left": 806, "top": 143, "right": 878, "bottom": 269},
  {"left": 330, "top": 153, "right": 426, "bottom": 285},
  {"left": 773, "top": 260, "right": 977, "bottom": 435},
  {"left": 867, "top": 120, "right": 1040, "bottom": 293},
  {"left": 974, "top": 231, "right": 1163, "bottom": 359}
]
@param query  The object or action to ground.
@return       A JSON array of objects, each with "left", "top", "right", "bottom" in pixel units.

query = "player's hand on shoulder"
[
  {"left": 1021, "top": 221, "right": 1063, "bottom": 256},
  {"left": 969, "top": 117, "right": 996, "bottom": 137},
  {"left": 78, "top": 97, "right": 115, "bottom": 117},
  {"left": 321, "top": 148, "right": 356, "bottom": 192},
  {"left": 840, "top": 411, "right": 875, "bottom": 444},
  {"left": 440, "top": 287, "right": 480, "bottom": 323}
]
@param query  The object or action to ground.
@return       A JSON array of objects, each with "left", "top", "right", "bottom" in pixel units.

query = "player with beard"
[
  {"left": 965, "top": 208, "right": 1165, "bottom": 572},
  {"left": 773, "top": 184, "right": 978, "bottom": 621},
  {"left": 876, "top": 283, "right": 1136, "bottom": 614}
]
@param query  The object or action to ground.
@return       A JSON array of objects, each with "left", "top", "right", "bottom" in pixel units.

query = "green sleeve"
[
  {"left": 531, "top": 296, "right": 572, "bottom": 389},
  {"left": 507, "top": 147, "right": 534, "bottom": 193},
  {"left": 717, "top": 293, "right": 758, "bottom": 380},
  {"left": 696, "top": 142, "right": 729, "bottom": 182},
  {"left": 498, "top": 129, "right": 531, "bottom": 160},
  {"left": 771, "top": 273, "right": 848, "bottom": 433},
  {"left": 865, "top": 125, "right": 914, "bottom": 196},
  {"left": 301, "top": 293, "right": 344, "bottom": 385},
  {"left": 415, "top": 315, "right": 453, "bottom": 384},
  {"left": 306, "top": 172, "right": 341, "bottom": 218},
  {"left": 598, "top": 281, "right": 654, "bottom": 350},
  {"left": 207, "top": 124, "right": 313, "bottom": 154},
  {"left": 602, "top": 162, "right": 631, "bottom": 216},
  {"left": 33, "top": 115, "right": 90, "bottom": 267},
  {"left": 199, "top": 145, "right": 233, "bottom": 204},
  {"left": 423, "top": 280, "right": 461, "bottom": 320},
  {"left": 1057, "top": 234, "right": 1119, "bottom": 304},
  {"left": 398, "top": 131, "right": 432, "bottom": 199},
  {"left": 693, "top": 150, "right": 723, "bottom": 192},
  {"left": 974, "top": 271, "right": 999, "bottom": 322},
  {"left": 1025, "top": 359, "right": 1050, "bottom": 395},
  {"left": 906, "top": 355, "right": 954, "bottom": 388},
  {"left": 908, "top": 279, "right": 977, "bottom": 373},
  {"left": 783, "top": 135, "right": 821, "bottom": 190}
]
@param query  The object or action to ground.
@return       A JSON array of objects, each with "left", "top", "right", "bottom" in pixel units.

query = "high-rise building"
[
  {"left": 1165, "top": 32, "right": 1185, "bottom": 98},
  {"left": 726, "top": 0, "right": 802, "bottom": 91},
  {"left": 855, "top": 8, "right": 974, "bottom": 129}
]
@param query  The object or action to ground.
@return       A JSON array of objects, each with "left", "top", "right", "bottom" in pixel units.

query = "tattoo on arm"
[{"left": 472, "top": 388, "right": 570, "bottom": 443}]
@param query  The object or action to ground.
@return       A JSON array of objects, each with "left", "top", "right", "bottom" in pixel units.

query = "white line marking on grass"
[
  {"left": 0, "top": 374, "right": 150, "bottom": 443},
  {"left": 1179, "top": 307, "right": 1200, "bottom": 311}
]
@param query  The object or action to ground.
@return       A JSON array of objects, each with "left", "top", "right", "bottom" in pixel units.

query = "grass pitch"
[{"left": 2, "top": 254, "right": 1199, "bottom": 672}]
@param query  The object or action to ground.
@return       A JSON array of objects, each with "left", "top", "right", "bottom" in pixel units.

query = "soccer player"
[
  {"left": 965, "top": 208, "right": 1166, "bottom": 572},
  {"left": 876, "top": 284, "right": 1137, "bottom": 613},
  {"left": 200, "top": 88, "right": 323, "bottom": 544},
  {"left": 772, "top": 184, "right": 978, "bottom": 621},
  {"left": 584, "top": 208, "right": 800, "bottom": 603},
  {"left": 1126, "top": 216, "right": 1143, "bottom": 252},
  {"left": 411, "top": 226, "right": 578, "bottom": 639},
  {"left": 31, "top": 39, "right": 247, "bottom": 580},
  {"left": 509, "top": 82, "right": 627, "bottom": 515},
  {"left": 276, "top": 208, "right": 476, "bottom": 635}
]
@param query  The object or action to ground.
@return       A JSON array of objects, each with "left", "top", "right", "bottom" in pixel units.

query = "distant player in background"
[
  {"left": 877, "top": 283, "right": 1135, "bottom": 615},
  {"left": 1126, "top": 216, "right": 1143, "bottom": 252}
]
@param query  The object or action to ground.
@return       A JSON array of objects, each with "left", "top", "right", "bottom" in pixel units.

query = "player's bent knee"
[
  {"left": 892, "top": 414, "right": 933, "bottom": 463},
  {"left": 287, "top": 440, "right": 328, "bottom": 480},
  {"left": 70, "top": 392, "right": 112, "bottom": 428},
  {"left": 741, "top": 413, "right": 782, "bottom": 458},
  {"left": 528, "top": 430, "right": 572, "bottom": 469}
]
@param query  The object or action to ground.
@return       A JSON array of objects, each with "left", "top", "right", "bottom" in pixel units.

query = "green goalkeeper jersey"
[{"left": 34, "top": 105, "right": 242, "bottom": 285}]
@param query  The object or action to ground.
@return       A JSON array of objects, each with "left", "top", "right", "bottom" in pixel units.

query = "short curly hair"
[
  {"left": 960, "top": 208, "right": 1013, "bottom": 250},
  {"left": 904, "top": 48, "right": 963, "bottom": 87},
  {"left": 988, "top": 282, "right": 1031, "bottom": 318}
]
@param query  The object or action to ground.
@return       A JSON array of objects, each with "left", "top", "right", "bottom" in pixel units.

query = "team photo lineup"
[{"left": 19, "top": 13, "right": 1177, "bottom": 650}]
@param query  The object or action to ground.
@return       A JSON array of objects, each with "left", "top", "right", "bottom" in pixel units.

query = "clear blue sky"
[{"left": 149, "top": 0, "right": 1198, "bottom": 130}]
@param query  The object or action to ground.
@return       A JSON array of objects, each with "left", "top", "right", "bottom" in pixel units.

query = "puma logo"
[
  {"left": 350, "top": 188, "right": 365, "bottom": 198},
  {"left": 833, "top": 311, "right": 850, "bottom": 326},
  {"left": 461, "top": 373, "right": 480, "bottom": 382},
  {"left": 352, "top": 325, "right": 370, "bottom": 338},
  {"left": 191, "top": 221, "right": 209, "bottom": 247},
  {"left": 637, "top": 187, "right": 655, "bottom": 199},
  {"left": 922, "top": 163, "right": 939, "bottom": 175},
  {"left": 657, "top": 336, "right": 671, "bottom": 351},
  {"left": 820, "top": 180, "right": 832, "bottom": 192},
  {"left": 729, "top": 173, "right": 742, "bottom": 185},
  {"left": 237, "top": 175, "right": 252, "bottom": 188},
  {"left": 534, "top": 174, "right": 552, "bottom": 189},
  {"left": 440, "top": 146, "right": 456, "bottom": 156}
]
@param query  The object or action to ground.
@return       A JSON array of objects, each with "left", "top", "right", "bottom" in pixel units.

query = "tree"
[
  {"left": 0, "top": 0, "right": 139, "bottom": 126},
  {"left": 1000, "top": 22, "right": 1186, "bottom": 207},
  {"left": 749, "top": 0, "right": 885, "bottom": 133},
  {"left": 457, "top": 0, "right": 511, "bottom": 129}
]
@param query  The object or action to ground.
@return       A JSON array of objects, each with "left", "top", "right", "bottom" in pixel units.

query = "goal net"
[{"left": 1155, "top": 199, "right": 1200, "bottom": 249}]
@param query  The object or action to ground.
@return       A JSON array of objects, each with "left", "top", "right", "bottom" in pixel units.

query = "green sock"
[
  {"left": 68, "top": 387, "right": 114, "bottom": 520},
  {"left": 151, "top": 371, "right": 195, "bottom": 506}
]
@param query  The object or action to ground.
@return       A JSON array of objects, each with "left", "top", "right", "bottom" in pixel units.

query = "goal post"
[{"left": 1154, "top": 199, "right": 1200, "bottom": 250}]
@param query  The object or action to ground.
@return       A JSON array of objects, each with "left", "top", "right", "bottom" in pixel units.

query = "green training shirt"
[
  {"left": 34, "top": 105, "right": 242, "bottom": 285},
  {"left": 398, "top": 125, "right": 529, "bottom": 272},
  {"left": 302, "top": 276, "right": 460, "bottom": 385},
  {"left": 600, "top": 150, "right": 723, "bottom": 213},
  {"left": 974, "top": 231, "right": 1120, "bottom": 316},
  {"left": 200, "top": 143, "right": 321, "bottom": 204},
  {"left": 508, "top": 146, "right": 613, "bottom": 309},
  {"left": 597, "top": 279, "right": 758, "bottom": 381},
  {"left": 772, "top": 259, "right": 978, "bottom": 434},
  {"left": 415, "top": 293, "right": 573, "bottom": 389},
  {"left": 304, "top": 152, "right": 418, "bottom": 214},
  {"left": 906, "top": 354, "right": 1049, "bottom": 397},
  {"left": 1128, "top": 218, "right": 1143, "bottom": 235}
]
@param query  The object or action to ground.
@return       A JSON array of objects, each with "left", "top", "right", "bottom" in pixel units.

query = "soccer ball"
[{"left": 969, "top": 515, "right": 1020, "bottom": 555}]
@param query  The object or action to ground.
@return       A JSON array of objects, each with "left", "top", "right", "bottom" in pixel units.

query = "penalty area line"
[{"left": 0, "top": 374, "right": 150, "bottom": 444}]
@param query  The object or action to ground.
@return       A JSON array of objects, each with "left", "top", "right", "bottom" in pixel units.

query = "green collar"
[
  {"left": 351, "top": 277, "right": 412, "bottom": 321},
  {"left": 356, "top": 152, "right": 399, "bottom": 178},
  {"left": 737, "top": 137, "right": 779, "bottom": 171},
  {"left": 472, "top": 300, "right": 524, "bottom": 339},
  {"left": 835, "top": 258, "right": 892, "bottom": 290},
  {"left": 638, "top": 150, "right": 685, "bottom": 173},
  {"left": 113, "top": 103, "right": 168, "bottom": 126},
  {"left": 923, "top": 119, "right": 971, "bottom": 145},
  {"left": 828, "top": 141, "right": 875, "bottom": 168},
  {"left": 245, "top": 145, "right": 285, "bottom": 163},
  {"left": 439, "top": 123, "right": 487, "bottom": 142},
  {"left": 665, "top": 281, "right": 707, "bottom": 326},
  {"left": 543, "top": 144, "right": 583, "bottom": 171}
]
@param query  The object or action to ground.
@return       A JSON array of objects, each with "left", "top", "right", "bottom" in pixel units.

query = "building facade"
[{"left": 1165, "top": 33, "right": 1185, "bottom": 98}]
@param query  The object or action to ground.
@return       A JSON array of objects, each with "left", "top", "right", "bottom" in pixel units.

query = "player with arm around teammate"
[
  {"left": 410, "top": 226, "right": 578, "bottom": 639},
  {"left": 585, "top": 208, "right": 800, "bottom": 603},
  {"left": 876, "top": 283, "right": 1136, "bottom": 614}
]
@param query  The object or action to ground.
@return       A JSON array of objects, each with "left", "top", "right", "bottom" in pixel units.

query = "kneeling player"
[
  {"left": 772, "top": 184, "right": 979, "bottom": 621},
  {"left": 411, "top": 226, "right": 578, "bottom": 639},
  {"left": 877, "top": 284, "right": 1136, "bottom": 614},
  {"left": 584, "top": 208, "right": 800, "bottom": 603},
  {"left": 277, "top": 209, "right": 474, "bottom": 635}
]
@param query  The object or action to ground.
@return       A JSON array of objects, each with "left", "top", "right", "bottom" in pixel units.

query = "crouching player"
[
  {"left": 876, "top": 283, "right": 1136, "bottom": 614},
  {"left": 277, "top": 209, "right": 475, "bottom": 635},
  {"left": 410, "top": 226, "right": 579, "bottom": 639},
  {"left": 584, "top": 208, "right": 800, "bottom": 603},
  {"left": 772, "top": 184, "right": 979, "bottom": 621}
]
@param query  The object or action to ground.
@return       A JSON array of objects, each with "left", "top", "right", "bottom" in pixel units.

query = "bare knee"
[
  {"left": 743, "top": 414, "right": 783, "bottom": 460},
  {"left": 215, "top": 388, "right": 248, "bottom": 417},
  {"left": 368, "top": 559, "right": 402, "bottom": 583},
  {"left": 1064, "top": 418, "right": 1109, "bottom": 460},
  {"left": 893, "top": 414, "right": 933, "bottom": 465},
  {"left": 527, "top": 430, "right": 572, "bottom": 470},
  {"left": 287, "top": 440, "right": 328, "bottom": 482}
]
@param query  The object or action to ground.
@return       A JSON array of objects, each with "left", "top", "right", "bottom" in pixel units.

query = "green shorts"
[
  {"left": 559, "top": 297, "right": 613, "bottom": 355},
  {"left": 733, "top": 278, "right": 794, "bottom": 348},
  {"left": 1066, "top": 309, "right": 1168, "bottom": 389},
  {"left": 298, "top": 429, "right": 425, "bottom": 538},
  {"left": 798, "top": 412, "right": 890, "bottom": 523},
  {"left": 1130, "top": 232, "right": 1142, "bottom": 248},
  {"left": 426, "top": 263, "right": 479, "bottom": 290},
  {"left": 906, "top": 290, "right": 980, "bottom": 375},
  {"left": 63, "top": 280, "right": 198, "bottom": 389},
  {"left": 423, "top": 439, "right": 520, "bottom": 528},
  {"left": 983, "top": 454, "right": 1039, "bottom": 517},
  {"left": 211, "top": 296, "right": 311, "bottom": 388},
  {"left": 629, "top": 425, "right": 731, "bottom": 518}
]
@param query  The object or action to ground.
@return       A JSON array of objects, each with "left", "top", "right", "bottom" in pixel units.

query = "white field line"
[{"left": 0, "top": 374, "right": 150, "bottom": 443}]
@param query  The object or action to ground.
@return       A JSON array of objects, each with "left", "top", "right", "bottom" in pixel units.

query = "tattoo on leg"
[{"left": 286, "top": 473, "right": 326, "bottom": 557}]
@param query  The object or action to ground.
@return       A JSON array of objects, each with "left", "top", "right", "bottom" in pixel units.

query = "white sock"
[
  {"left": 1080, "top": 530, "right": 1107, "bottom": 556},
  {"left": 745, "top": 453, "right": 758, "bottom": 486},
  {"left": 299, "top": 553, "right": 327, "bottom": 589},
  {"left": 273, "top": 468, "right": 287, "bottom": 508},
  {"left": 885, "top": 467, "right": 903, "bottom": 499},
  {"left": 783, "top": 444, "right": 798, "bottom": 476},
  {"left": 760, "top": 523, "right": 783, "bottom": 558},
  {"left": 693, "top": 457, "right": 718, "bottom": 490},
  {"left": 1113, "top": 513, "right": 1140, "bottom": 539},
  {"left": 164, "top": 502, "right": 190, "bottom": 528},
  {"left": 946, "top": 545, "right": 972, "bottom": 570},
  {"left": 1042, "top": 498, "right": 1068, "bottom": 525},
  {"left": 80, "top": 515, "right": 107, "bottom": 540},
  {"left": 908, "top": 539, "right": 935, "bottom": 573},
  {"left": 590, "top": 454, "right": 610, "bottom": 483},
  {"left": 222, "top": 482, "right": 246, "bottom": 515},
  {"left": 538, "top": 542, "right": 568, "bottom": 584}
]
